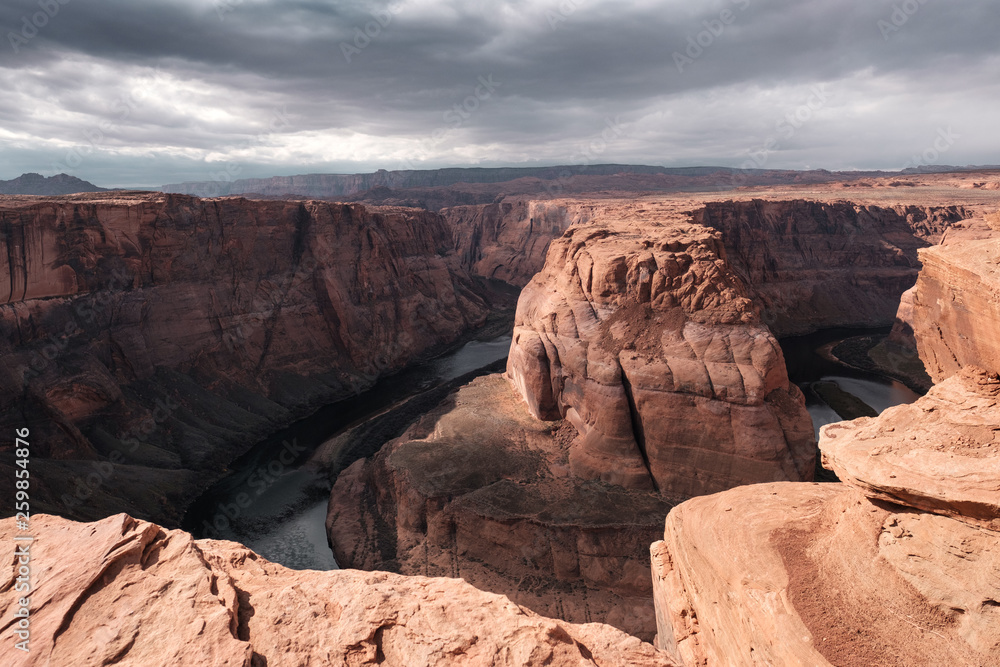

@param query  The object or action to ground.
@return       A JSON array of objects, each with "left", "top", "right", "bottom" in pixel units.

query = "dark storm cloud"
[{"left": 0, "top": 0, "right": 997, "bottom": 186}]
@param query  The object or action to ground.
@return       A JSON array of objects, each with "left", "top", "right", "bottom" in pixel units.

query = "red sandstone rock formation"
[
  {"left": 330, "top": 202, "right": 817, "bottom": 641},
  {"left": 0, "top": 513, "right": 673, "bottom": 666},
  {"left": 822, "top": 367, "right": 1000, "bottom": 531},
  {"left": 507, "top": 204, "right": 816, "bottom": 496},
  {"left": 651, "top": 367, "right": 1000, "bottom": 667},
  {"left": 444, "top": 199, "right": 599, "bottom": 286},
  {"left": 0, "top": 193, "right": 489, "bottom": 524},
  {"left": 907, "top": 238, "right": 1000, "bottom": 380},
  {"left": 328, "top": 374, "right": 674, "bottom": 642}
]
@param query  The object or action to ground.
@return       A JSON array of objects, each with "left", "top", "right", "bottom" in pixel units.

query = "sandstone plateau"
[{"left": 0, "top": 513, "right": 673, "bottom": 666}]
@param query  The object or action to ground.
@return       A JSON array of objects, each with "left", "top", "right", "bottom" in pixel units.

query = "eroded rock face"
[
  {"left": 0, "top": 193, "right": 489, "bottom": 524},
  {"left": 652, "top": 366, "right": 1000, "bottom": 667},
  {"left": 507, "top": 211, "right": 816, "bottom": 497},
  {"left": 694, "top": 200, "right": 972, "bottom": 336},
  {"left": 1, "top": 514, "right": 673, "bottom": 667},
  {"left": 822, "top": 367, "right": 1000, "bottom": 531},
  {"left": 327, "top": 374, "right": 673, "bottom": 642},
  {"left": 908, "top": 238, "right": 1000, "bottom": 380},
  {"left": 445, "top": 199, "right": 599, "bottom": 287}
]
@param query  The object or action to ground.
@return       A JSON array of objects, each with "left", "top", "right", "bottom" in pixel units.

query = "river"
[
  {"left": 184, "top": 326, "right": 921, "bottom": 571},
  {"left": 182, "top": 333, "right": 513, "bottom": 571},
  {"left": 778, "top": 327, "right": 923, "bottom": 440}
]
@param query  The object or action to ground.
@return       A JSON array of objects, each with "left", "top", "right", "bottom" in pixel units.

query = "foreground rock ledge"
[
  {"left": 1, "top": 514, "right": 674, "bottom": 667},
  {"left": 652, "top": 482, "right": 1000, "bottom": 667},
  {"left": 822, "top": 367, "right": 1000, "bottom": 531},
  {"left": 652, "top": 367, "right": 1000, "bottom": 666}
]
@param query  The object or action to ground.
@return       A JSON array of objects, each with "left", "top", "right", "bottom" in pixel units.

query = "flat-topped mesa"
[
  {"left": 507, "top": 216, "right": 815, "bottom": 498},
  {"left": 907, "top": 238, "right": 1000, "bottom": 381},
  {"left": 0, "top": 193, "right": 489, "bottom": 524},
  {"left": 0, "top": 514, "right": 674, "bottom": 667}
]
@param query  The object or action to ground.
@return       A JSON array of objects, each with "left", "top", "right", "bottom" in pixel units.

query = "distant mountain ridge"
[
  {"left": 0, "top": 173, "right": 109, "bottom": 195},
  {"left": 161, "top": 164, "right": 812, "bottom": 198}
]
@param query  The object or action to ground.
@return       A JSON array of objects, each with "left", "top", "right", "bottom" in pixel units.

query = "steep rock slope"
[
  {"left": 694, "top": 200, "right": 971, "bottom": 335},
  {"left": 0, "top": 513, "right": 674, "bottom": 667},
  {"left": 0, "top": 193, "right": 489, "bottom": 525},
  {"left": 328, "top": 374, "right": 674, "bottom": 642},
  {"left": 908, "top": 238, "right": 1000, "bottom": 380},
  {"left": 651, "top": 368, "right": 1000, "bottom": 667},
  {"left": 444, "top": 199, "right": 599, "bottom": 287}
]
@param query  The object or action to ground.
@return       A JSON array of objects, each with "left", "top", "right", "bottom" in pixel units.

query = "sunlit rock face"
[
  {"left": 507, "top": 203, "right": 816, "bottom": 499},
  {"left": 652, "top": 367, "right": 1000, "bottom": 667},
  {"left": 0, "top": 513, "right": 674, "bottom": 667},
  {"left": 907, "top": 238, "right": 1000, "bottom": 381}
]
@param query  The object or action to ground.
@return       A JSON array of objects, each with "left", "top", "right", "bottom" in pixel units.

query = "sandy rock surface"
[
  {"left": 822, "top": 367, "right": 1000, "bottom": 530},
  {"left": 652, "top": 482, "right": 1000, "bottom": 667},
  {"left": 1, "top": 513, "right": 674, "bottom": 666}
]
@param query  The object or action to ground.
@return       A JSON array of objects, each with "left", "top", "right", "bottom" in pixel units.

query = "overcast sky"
[{"left": 0, "top": 0, "right": 997, "bottom": 187}]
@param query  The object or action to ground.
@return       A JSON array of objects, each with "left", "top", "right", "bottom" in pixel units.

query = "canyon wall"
[
  {"left": 908, "top": 238, "right": 1000, "bottom": 381},
  {"left": 0, "top": 513, "right": 674, "bottom": 667},
  {"left": 446, "top": 197, "right": 974, "bottom": 335},
  {"left": 0, "top": 193, "right": 489, "bottom": 525},
  {"left": 329, "top": 202, "right": 816, "bottom": 642},
  {"left": 694, "top": 200, "right": 972, "bottom": 335},
  {"left": 444, "top": 199, "right": 598, "bottom": 286}
]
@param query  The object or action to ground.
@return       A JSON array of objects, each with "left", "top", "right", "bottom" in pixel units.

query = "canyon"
[
  {"left": 3, "top": 170, "right": 1000, "bottom": 665},
  {"left": 0, "top": 193, "right": 492, "bottom": 525},
  {"left": 326, "top": 181, "right": 1000, "bottom": 643}
]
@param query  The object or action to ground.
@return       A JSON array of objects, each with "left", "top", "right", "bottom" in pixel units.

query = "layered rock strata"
[
  {"left": 652, "top": 367, "right": 1000, "bottom": 667},
  {"left": 0, "top": 513, "right": 674, "bottom": 667},
  {"left": 0, "top": 193, "right": 489, "bottom": 524},
  {"left": 694, "top": 200, "right": 972, "bottom": 335},
  {"left": 507, "top": 211, "right": 816, "bottom": 496},
  {"left": 331, "top": 204, "right": 818, "bottom": 641},
  {"left": 907, "top": 238, "right": 1000, "bottom": 380},
  {"left": 444, "top": 199, "right": 599, "bottom": 287}
]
